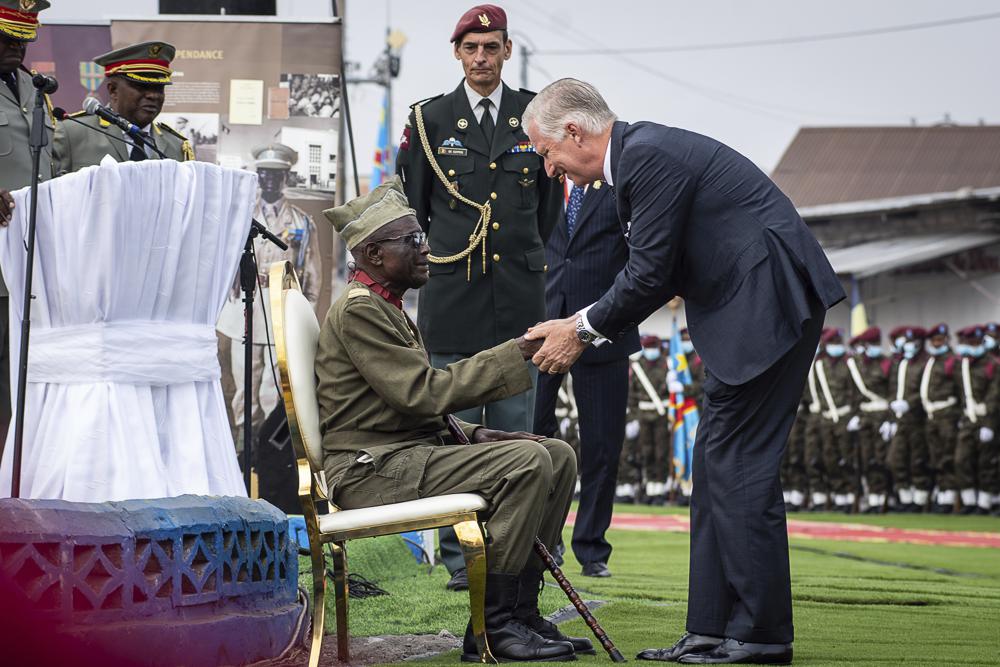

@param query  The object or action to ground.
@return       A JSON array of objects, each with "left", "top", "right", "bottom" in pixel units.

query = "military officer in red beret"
[
  {"left": 919, "top": 323, "right": 961, "bottom": 513},
  {"left": 396, "top": 4, "right": 563, "bottom": 592},
  {"left": 846, "top": 327, "right": 892, "bottom": 512},
  {"left": 954, "top": 325, "right": 1000, "bottom": 514},
  {"left": 887, "top": 326, "right": 931, "bottom": 512},
  {"left": 813, "top": 328, "right": 857, "bottom": 512}
]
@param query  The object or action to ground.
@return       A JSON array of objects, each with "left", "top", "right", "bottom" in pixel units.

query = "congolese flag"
[{"left": 668, "top": 319, "right": 699, "bottom": 491}]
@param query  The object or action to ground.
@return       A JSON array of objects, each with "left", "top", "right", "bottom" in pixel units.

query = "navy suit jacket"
[
  {"left": 544, "top": 182, "right": 640, "bottom": 365},
  {"left": 588, "top": 121, "right": 845, "bottom": 385}
]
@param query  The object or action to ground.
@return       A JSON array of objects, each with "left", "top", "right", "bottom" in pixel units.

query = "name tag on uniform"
[{"left": 437, "top": 137, "right": 467, "bottom": 157}]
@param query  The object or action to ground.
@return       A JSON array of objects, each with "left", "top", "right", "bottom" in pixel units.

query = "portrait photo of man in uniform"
[
  {"left": 216, "top": 143, "right": 322, "bottom": 448},
  {"left": 395, "top": 2, "right": 563, "bottom": 591}
]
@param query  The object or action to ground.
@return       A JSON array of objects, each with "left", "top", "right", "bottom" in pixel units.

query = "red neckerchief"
[{"left": 351, "top": 269, "right": 403, "bottom": 310}]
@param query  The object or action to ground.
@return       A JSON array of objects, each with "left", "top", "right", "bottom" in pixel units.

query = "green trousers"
[{"left": 326, "top": 437, "right": 576, "bottom": 574}]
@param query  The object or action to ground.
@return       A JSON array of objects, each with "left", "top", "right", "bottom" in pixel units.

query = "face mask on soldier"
[
  {"left": 681, "top": 340, "right": 694, "bottom": 355},
  {"left": 865, "top": 345, "right": 883, "bottom": 359},
  {"left": 985, "top": 334, "right": 997, "bottom": 351},
  {"left": 927, "top": 343, "right": 950, "bottom": 357},
  {"left": 903, "top": 341, "right": 920, "bottom": 359},
  {"left": 825, "top": 344, "right": 845, "bottom": 358},
  {"left": 642, "top": 348, "right": 661, "bottom": 361}
]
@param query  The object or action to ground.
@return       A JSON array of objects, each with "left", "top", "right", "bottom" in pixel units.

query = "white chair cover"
[{"left": 0, "top": 158, "right": 256, "bottom": 501}]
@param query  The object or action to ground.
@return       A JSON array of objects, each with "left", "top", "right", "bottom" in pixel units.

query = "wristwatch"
[{"left": 575, "top": 316, "right": 597, "bottom": 344}]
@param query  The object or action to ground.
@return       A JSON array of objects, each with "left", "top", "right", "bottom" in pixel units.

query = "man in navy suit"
[
  {"left": 522, "top": 79, "right": 845, "bottom": 665},
  {"left": 533, "top": 178, "right": 639, "bottom": 579}
]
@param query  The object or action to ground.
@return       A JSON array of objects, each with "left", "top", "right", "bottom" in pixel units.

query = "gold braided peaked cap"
[
  {"left": 0, "top": 0, "right": 49, "bottom": 42},
  {"left": 95, "top": 41, "right": 176, "bottom": 85},
  {"left": 323, "top": 177, "right": 416, "bottom": 249}
]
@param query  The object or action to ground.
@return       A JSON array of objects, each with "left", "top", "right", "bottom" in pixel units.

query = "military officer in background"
[
  {"left": 920, "top": 323, "right": 961, "bottom": 513},
  {"left": 628, "top": 335, "right": 671, "bottom": 504},
  {"left": 0, "top": 0, "right": 53, "bottom": 454},
  {"left": 217, "top": 143, "right": 321, "bottom": 447},
  {"left": 52, "top": 41, "right": 192, "bottom": 174},
  {"left": 803, "top": 348, "right": 827, "bottom": 510},
  {"left": 318, "top": 179, "right": 588, "bottom": 662},
  {"left": 396, "top": 4, "right": 562, "bottom": 588},
  {"left": 954, "top": 325, "right": 999, "bottom": 514},
  {"left": 846, "top": 327, "right": 892, "bottom": 512},
  {"left": 782, "top": 388, "right": 811, "bottom": 512},
  {"left": 814, "top": 328, "right": 857, "bottom": 512},
  {"left": 887, "top": 326, "right": 931, "bottom": 512}
]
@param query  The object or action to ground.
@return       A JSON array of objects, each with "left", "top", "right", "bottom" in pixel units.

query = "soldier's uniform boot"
[
  {"left": 462, "top": 573, "right": 576, "bottom": 662},
  {"left": 513, "top": 569, "right": 595, "bottom": 655}
]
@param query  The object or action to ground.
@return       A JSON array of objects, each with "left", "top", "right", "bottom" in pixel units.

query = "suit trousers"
[
  {"left": 431, "top": 352, "right": 539, "bottom": 574},
  {"left": 534, "top": 358, "right": 630, "bottom": 565},
  {"left": 686, "top": 298, "right": 824, "bottom": 645}
]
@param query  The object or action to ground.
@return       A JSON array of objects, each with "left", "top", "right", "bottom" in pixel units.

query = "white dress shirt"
[
  {"left": 464, "top": 79, "right": 502, "bottom": 124},
  {"left": 578, "top": 134, "right": 616, "bottom": 342}
]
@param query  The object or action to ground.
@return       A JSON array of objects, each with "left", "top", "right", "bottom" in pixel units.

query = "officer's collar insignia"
[
  {"left": 20, "top": 0, "right": 36, "bottom": 11},
  {"left": 478, "top": 13, "right": 490, "bottom": 28},
  {"left": 149, "top": 44, "right": 162, "bottom": 58},
  {"left": 508, "top": 116, "right": 519, "bottom": 127},
  {"left": 441, "top": 137, "right": 464, "bottom": 147},
  {"left": 457, "top": 118, "right": 468, "bottom": 130}
]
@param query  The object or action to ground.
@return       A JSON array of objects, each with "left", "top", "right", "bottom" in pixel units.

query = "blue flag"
[
  {"left": 371, "top": 91, "right": 392, "bottom": 187},
  {"left": 669, "top": 319, "right": 699, "bottom": 489}
]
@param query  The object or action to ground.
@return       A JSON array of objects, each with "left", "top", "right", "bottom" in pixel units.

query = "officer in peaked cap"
[
  {"left": 0, "top": 0, "right": 53, "bottom": 456},
  {"left": 395, "top": 3, "right": 563, "bottom": 590},
  {"left": 216, "top": 143, "right": 320, "bottom": 449},
  {"left": 52, "top": 40, "right": 193, "bottom": 175}
]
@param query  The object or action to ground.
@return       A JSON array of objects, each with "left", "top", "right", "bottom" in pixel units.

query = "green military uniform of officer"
[
  {"left": 846, "top": 327, "right": 892, "bottom": 512},
  {"left": 782, "top": 391, "right": 811, "bottom": 512},
  {"left": 0, "top": 0, "right": 53, "bottom": 454},
  {"left": 887, "top": 326, "right": 932, "bottom": 512},
  {"left": 317, "top": 177, "right": 590, "bottom": 662},
  {"left": 52, "top": 41, "right": 192, "bottom": 175},
  {"left": 627, "top": 336, "right": 670, "bottom": 503},
  {"left": 803, "top": 353, "right": 829, "bottom": 509},
  {"left": 953, "top": 325, "right": 1000, "bottom": 514},
  {"left": 396, "top": 4, "right": 563, "bottom": 582},
  {"left": 813, "top": 329, "right": 857, "bottom": 512},
  {"left": 920, "top": 323, "right": 963, "bottom": 513}
]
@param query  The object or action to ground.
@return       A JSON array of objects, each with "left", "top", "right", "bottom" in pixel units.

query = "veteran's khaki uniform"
[{"left": 316, "top": 280, "right": 576, "bottom": 574}]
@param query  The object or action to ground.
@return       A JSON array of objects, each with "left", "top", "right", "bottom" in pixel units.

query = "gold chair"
[{"left": 269, "top": 261, "right": 495, "bottom": 666}]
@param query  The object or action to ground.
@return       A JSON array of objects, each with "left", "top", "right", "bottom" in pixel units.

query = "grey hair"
[{"left": 522, "top": 78, "right": 616, "bottom": 141}]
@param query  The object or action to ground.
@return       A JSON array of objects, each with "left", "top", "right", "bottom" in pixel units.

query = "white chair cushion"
[
  {"left": 283, "top": 289, "right": 324, "bottom": 471},
  {"left": 319, "top": 493, "right": 488, "bottom": 534}
]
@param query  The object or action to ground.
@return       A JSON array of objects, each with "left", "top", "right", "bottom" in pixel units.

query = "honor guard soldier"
[
  {"left": 846, "top": 326, "right": 892, "bottom": 512},
  {"left": 814, "top": 328, "right": 857, "bottom": 512},
  {"left": 52, "top": 41, "right": 192, "bottom": 175},
  {"left": 953, "top": 325, "right": 999, "bottom": 514},
  {"left": 395, "top": 4, "right": 562, "bottom": 587},
  {"left": 782, "top": 387, "right": 811, "bottom": 512},
  {"left": 216, "top": 143, "right": 321, "bottom": 446},
  {"left": 920, "top": 323, "right": 962, "bottom": 513},
  {"left": 628, "top": 335, "right": 670, "bottom": 504},
  {"left": 887, "top": 326, "right": 931, "bottom": 512},
  {"left": 802, "top": 348, "right": 826, "bottom": 510},
  {"left": 0, "top": 0, "right": 53, "bottom": 452},
  {"left": 318, "top": 179, "right": 588, "bottom": 662}
]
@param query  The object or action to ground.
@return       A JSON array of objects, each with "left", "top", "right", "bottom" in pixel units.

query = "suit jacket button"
[
  {"left": 522, "top": 167, "right": 529, "bottom": 174},
  {"left": 493, "top": 253, "right": 500, "bottom": 262},
  {"left": 543, "top": 264, "right": 548, "bottom": 272},
  {"left": 490, "top": 192, "right": 497, "bottom": 200},
  {"left": 492, "top": 222, "right": 500, "bottom": 231},
  {"left": 489, "top": 162, "right": 496, "bottom": 170},
  {"left": 447, "top": 169, "right": 456, "bottom": 177}
]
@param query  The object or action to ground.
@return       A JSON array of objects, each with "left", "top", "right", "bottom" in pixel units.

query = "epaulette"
[
  {"left": 409, "top": 93, "right": 444, "bottom": 110},
  {"left": 155, "top": 121, "right": 188, "bottom": 142},
  {"left": 347, "top": 288, "right": 370, "bottom": 299},
  {"left": 67, "top": 110, "right": 87, "bottom": 119}
]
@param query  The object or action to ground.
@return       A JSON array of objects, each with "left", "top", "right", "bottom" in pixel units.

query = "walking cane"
[{"left": 533, "top": 538, "right": 627, "bottom": 662}]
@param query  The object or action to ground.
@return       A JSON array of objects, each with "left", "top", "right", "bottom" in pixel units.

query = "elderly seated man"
[{"left": 318, "top": 179, "right": 589, "bottom": 662}]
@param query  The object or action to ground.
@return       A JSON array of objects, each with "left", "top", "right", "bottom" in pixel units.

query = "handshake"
[{"left": 514, "top": 316, "right": 591, "bottom": 373}]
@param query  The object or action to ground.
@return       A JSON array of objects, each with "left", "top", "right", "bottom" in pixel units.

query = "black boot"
[
  {"left": 514, "top": 568, "right": 596, "bottom": 655},
  {"left": 461, "top": 573, "right": 576, "bottom": 662}
]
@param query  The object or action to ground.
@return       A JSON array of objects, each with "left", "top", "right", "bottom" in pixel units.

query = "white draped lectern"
[{"left": 0, "top": 158, "right": 256, "bottom": 501}]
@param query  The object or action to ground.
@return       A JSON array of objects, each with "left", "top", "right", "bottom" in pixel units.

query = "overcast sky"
[{"left": 43, "top": 0, "right": 1000, "bottom": 179}]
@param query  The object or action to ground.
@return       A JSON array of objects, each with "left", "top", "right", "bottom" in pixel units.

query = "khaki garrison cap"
[
  {"left": 252, "top": 143, "right": 298, "bottom": 170},
  {"left": 323, "top": 177, "right": 416, "bottom": 249}
]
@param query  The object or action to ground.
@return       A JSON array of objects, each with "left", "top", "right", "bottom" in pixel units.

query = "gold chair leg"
[
  {"left": 330, "top": 542, "right": 351, "bottom": 662},
  {"left": 454, "top": 519, "right": 495, "bottom": 664},
  {"left": 306, "top": 534, "right": 327, "bottom": 667}
]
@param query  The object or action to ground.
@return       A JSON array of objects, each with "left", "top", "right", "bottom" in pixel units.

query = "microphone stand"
[
  {"left": 240, "top": 218, "right": 288, "bottom": 496},
  {"left": 10, "top": 81, "right": 51, "bottom": 497}
]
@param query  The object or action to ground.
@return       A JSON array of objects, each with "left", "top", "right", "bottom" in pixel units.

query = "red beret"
[
  {"left": 889, "top": 325, "right": 925, "bottom": 340},
  {"left": 640, "top": 334, "right": 661, "bottom": 348},
  {"left": 849, "top": 326, "right": 881, "bottom": 346},
  {"left": 958, "top": 325, "right": 984, "bottom": 339},
  {"left": 820, "top": 328, "right": 844, "bottom": 344},
  {"left": 451, "top": 4, "right": 507, "bottom": 42},
  {"left": 985, "top": 322, "right": 999, "bottom": 334},
  {"left": 927, "top": 322, "right": 949, "bottom": 337}
]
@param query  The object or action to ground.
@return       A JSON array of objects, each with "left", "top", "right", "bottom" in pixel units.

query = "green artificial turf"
[{"left": 298, "top": 509, "right": 1000, "bottom": 666}]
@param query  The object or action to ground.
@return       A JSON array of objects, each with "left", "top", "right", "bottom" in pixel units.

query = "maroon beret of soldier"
[
  {"left": 958, "top": 325, "right": 984, "bottom": 340},
  {"left": 451, "top": 4, "right": 508, "bottom": 42},
  {"left": 640, "top": 334, "right": 661, "bottom": 348},
  {"left": 889, "top": 325, "right": 924, "bottom": 341},
  {"left": 849, "top": 326, "right": 881, "bottom": 346},
  {"left": 928, "top": 322, "right": 949, "bottom": 338},
  {"left": 820, "top": 328, "right": 844, "bottom": 344}
]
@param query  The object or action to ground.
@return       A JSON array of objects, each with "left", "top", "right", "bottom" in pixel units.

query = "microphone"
[
  {"left": 83, "top": 97, "right": 143, "bottom": 138},
  {"left": 53, "top": 107, "right": 133, "bottom": 146},
  {"left": 31, "top": 73, "right": 58, "bottom": 94}
]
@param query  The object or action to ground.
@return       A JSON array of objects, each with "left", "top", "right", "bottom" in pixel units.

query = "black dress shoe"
[
  {"left": 446, "top": 568, "right": 469, "bottom": 591},
  {"left": 581, "top": 561, "right": 611, "bottom": 577},
  {"left": 677, "top": 638, "right": 792, "bottom": 664},
  {"left": 636, "top": 633, "right": 723, "bottom": 661}
]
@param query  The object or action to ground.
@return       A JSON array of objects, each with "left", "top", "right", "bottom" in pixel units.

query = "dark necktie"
[
  {"left": 130, "top": 141, "right": 147, "bottom": 162},
  {"left": 2, "top": 72, "right": 19, "bottom": 103},
  {"left": 478, "top": 98, "right": 495, "bottom": 146},
  {"left": 566, "top": 184, "right": 586, "bottom": 237}
]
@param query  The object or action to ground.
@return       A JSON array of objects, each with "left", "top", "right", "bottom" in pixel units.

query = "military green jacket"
[
  {"left": 0, "top": 67, "right": 55, "bottom": 297},
  {"left": 52, "top": 113, "right": 193, "bottom": 176},
  {"left": 315, "top": 280, "right": 533, "bottom": 459},
  {"left": 847, "top": 355, "right": 890, "bottom": 425},
  {"left": 889, "top": 353, "right": 928, "bottom": 420},
  {"left": 814, "top": 354, "right": 855, "bottom": 423},
  {"left": 397, "top": 80, "right": 563, "bottom": 354},
  {"left": 628, "top": 356, "right": 668, "bottom": 422}
]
